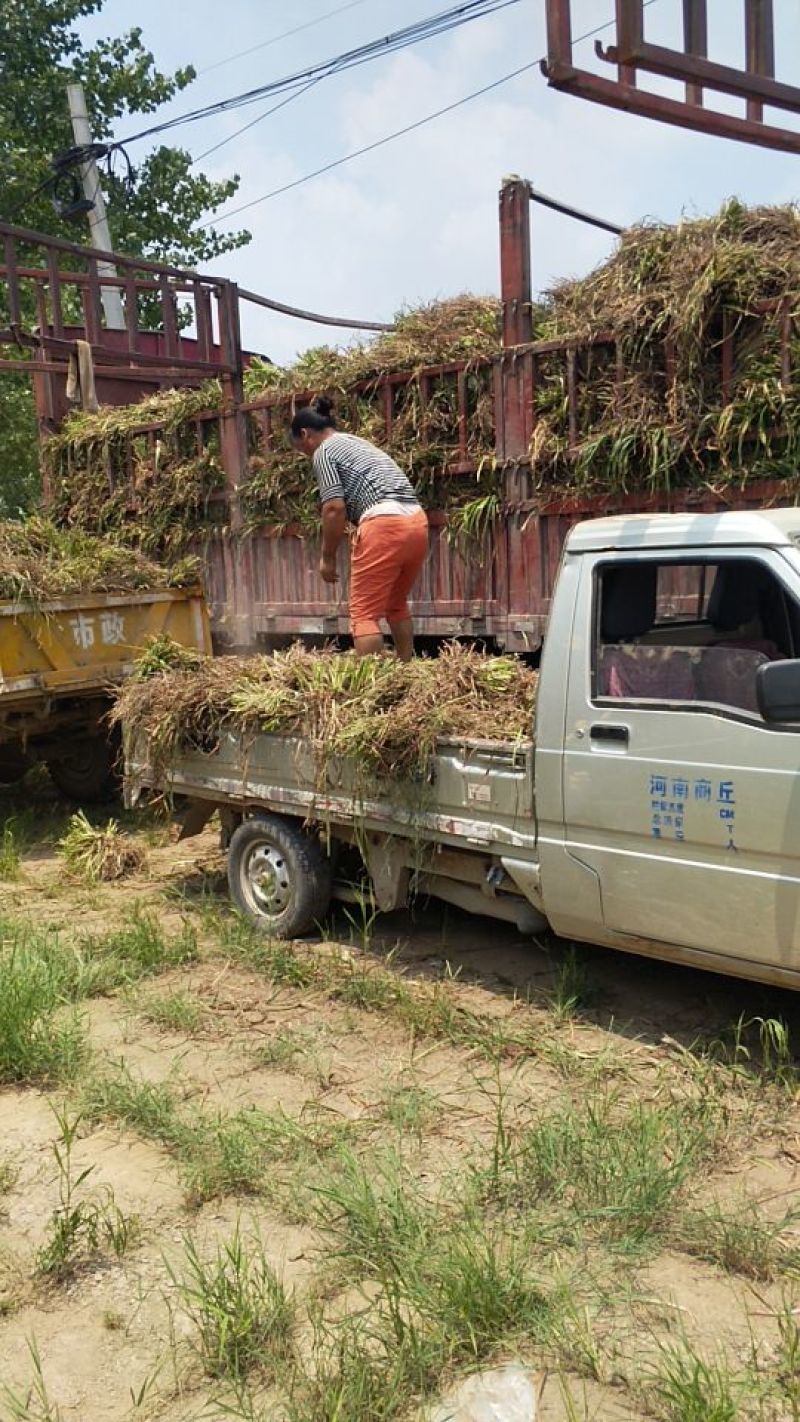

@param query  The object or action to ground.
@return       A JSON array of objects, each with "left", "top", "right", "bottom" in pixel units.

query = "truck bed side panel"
[{"left": 130, "top": 730, "right": 536, "bottom": 854}]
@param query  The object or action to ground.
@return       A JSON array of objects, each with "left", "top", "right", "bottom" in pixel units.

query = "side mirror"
[{"left": 757, "top": 660, "right": 800, "bottom": 722}]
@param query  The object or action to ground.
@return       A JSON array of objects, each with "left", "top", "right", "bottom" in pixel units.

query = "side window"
[{"left": 594, "top": 558, "right": 795, "bottom": 716}]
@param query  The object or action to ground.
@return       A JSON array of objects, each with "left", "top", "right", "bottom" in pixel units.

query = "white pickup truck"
[{"left": 127, "top": 509, "right": 800, "bottom": 991}]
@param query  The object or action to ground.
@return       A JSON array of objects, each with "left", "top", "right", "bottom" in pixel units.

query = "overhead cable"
[
  {"left": 201, "top": 1, "right": 661, "bottom": 229},
  {"left": 202, "top": 0, "right": 373, "bottom": 76},
  {"left": 113, "top": 0, "right": 524, "bottom": 147}
]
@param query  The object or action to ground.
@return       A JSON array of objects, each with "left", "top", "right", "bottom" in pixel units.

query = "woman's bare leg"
[{"left": 388, "top": 618, "right": 414, "bottom": 661}]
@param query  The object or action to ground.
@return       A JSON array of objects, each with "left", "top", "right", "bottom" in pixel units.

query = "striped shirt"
[{"left": 313, "top": 432, "right": 420, "bottom": 525}]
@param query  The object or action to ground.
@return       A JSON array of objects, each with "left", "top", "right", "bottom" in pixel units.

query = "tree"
[{"left": 0, "top": 0, "right": 251, "bottom": 515}]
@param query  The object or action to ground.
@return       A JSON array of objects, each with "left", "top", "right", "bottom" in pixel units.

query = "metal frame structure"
[
  {"left": 0, "top": 221, "right": 391, "bottom": 522},
  {"left": 544, "top": 0, "right": 800, "bottom": 154}
]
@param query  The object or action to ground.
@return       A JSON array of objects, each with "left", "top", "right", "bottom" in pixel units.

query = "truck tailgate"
[{"left": 0, "top": 587, "right": 209, "bottom": 707}]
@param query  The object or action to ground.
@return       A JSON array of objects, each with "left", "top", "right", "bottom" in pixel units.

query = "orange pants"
[{"left": 349, "top": 509, "right": 429, "bottom": 637}]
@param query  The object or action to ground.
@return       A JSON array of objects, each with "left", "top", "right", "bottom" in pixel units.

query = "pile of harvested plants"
[
  {"left": 114, "top": 642, "right": 537, "bottom": 786},
  {"left": 45, "top": 297, "right": 502, "bottom": 545},
  {"left": 0, "top": 518, "right": 199, "bottom": 604},
  {"left": 531, "top": 199, "right": 800, "bottom": 496}
]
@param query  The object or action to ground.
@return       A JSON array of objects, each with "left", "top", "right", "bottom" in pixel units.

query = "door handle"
[{"left": 590, "top": 723, "right": 629, "bottom": 745}]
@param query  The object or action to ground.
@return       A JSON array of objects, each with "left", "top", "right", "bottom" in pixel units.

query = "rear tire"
[
  {"left": 0, "top": 747, "right": 30, "bottom": 786},
  {"left": 46, "top": 734, "right": 118, "bottom": 803},
  {"left": 227, "top": 814, "right": 332, "bottom": 938}
]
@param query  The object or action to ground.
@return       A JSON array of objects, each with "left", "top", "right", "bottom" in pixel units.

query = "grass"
[
  {"left": 294, "top": 1145, "right": 604, "bottom": 1421},
  {"left": 0, "top": 1339, "right": 64, "bottom": 1422},
  {"left": 167, "top": 1226, "right": 295, "bottom": 1382},
  {"left": 674, "top": 1197, "right": 800, "bottom": 1281},
  {"left": 254, "top": 1026, "right": 318, "bottom": 1070},
  {"left": 548, "top": 944, "right": 595, "bottom": 1024},
  {"left": 0, "top": 820, "right": 22, "bottom": 881},
  {"left": 380, "top": 1081, "right": 439, "bottom": 1138},
  {"left": 35, "top": 1106, "right": 137, "bottom": 1282},
  {"left": 206, "top": 909, "right": 622, "bottom": 1084},
  {"left": 78, "top": 906, "right": 198, "bottom": 991},
  {"left": 645, "top": 1343, "right": 743, "bottom": 1422},
  {"left": 0, "top": 921, "right": 85, "bottom": 1084},
  {"left": 80, "top": 1064, "right": 355, "bottom": 1206},
  {"left": 4, "top": 816, "right": 800, "bottom": 1421},
  {"left": 0, "top": 1159, "right": 17, "bottom": 1196},
  {"left": 475, "top": 1091, "right": 724, "bottom": 1251},
  {"left": 134, "top": 988, "right": 203, "bottom": 1033}
]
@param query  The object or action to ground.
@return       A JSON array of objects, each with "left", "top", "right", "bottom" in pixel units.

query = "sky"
[{"left": 76, "top": 0, "right": 800, "bottom": 363}]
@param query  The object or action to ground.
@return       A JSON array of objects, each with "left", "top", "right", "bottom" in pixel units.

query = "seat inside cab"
[{"left": 596, "top": 560, "right": 794, "bottom": 712}]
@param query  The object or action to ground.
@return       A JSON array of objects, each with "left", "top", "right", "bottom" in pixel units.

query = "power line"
[
  {"left": 198, "top": 61, "right": 540, "bottom": 228},
  {"left": 201, "top": 2, "right": 660, "bottom": 231},
  {"left": 191, "top": 79, "right": 321, "bottom": 165},
  {"left": 6, "top": 173, "right": 57, "bottom": 221},
  {"left": 114, "top": 0, "right": 524, "bottom": 147},
  {"left": 201, "top": 0, "right": 373, "bottom": 76}
]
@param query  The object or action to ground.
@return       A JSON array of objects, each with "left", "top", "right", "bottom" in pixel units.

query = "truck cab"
[{"left": 540, "top": 508, "right": 800, "bottom": 984}]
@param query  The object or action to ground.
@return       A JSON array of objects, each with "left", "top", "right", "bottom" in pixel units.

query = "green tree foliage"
[{"left": 0, "top": 0, "right": 251, "bottom": 515}]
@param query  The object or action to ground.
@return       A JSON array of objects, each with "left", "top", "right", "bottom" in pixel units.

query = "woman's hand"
[{"left": 319, "top": 554, "right": 338, "bottom": 584}]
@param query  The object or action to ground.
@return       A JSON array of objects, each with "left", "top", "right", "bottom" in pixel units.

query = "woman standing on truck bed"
[{"left": 291, "top": 399, "right": 428, "bottom": 661}]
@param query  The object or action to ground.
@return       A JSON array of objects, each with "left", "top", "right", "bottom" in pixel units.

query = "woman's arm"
[{"left": 320, "top": 498, "right": 347, "bottom": 582}]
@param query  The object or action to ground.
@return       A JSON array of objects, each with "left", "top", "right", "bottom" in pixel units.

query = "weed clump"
[
  {"left": 0, "top": 922, "right": 85, "bottom": 1084},
  {"left": 168, "top": 1226, "right": 295, "bottom": 1382},
  {"left": 36, "top": 1107, "right": 137, "bottom": 1282}
]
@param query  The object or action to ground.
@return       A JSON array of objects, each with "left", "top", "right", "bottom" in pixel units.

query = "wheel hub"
[{"left": 244, "top": 842, "right": 292, "bottom": 915}]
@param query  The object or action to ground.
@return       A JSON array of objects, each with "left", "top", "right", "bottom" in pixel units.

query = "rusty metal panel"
[{"left": 195, "top": 515, "right": 503, "bottom": 652}]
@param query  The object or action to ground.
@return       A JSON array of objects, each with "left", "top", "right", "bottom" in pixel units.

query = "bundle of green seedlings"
[
  {"left": 531, "top": 198, "right": 800, "bottom": 497},
  {"left": 0, "top": 517, "right": 199, "bottom": 604},
  {"left": 113, "top": 641, "right": 537, "bottom": 787},
  {"left": 58, "top": 810, "right": 145, "bottom": 883},
  {"left": 45, "top": 382, "right": 225, "bottom": 558},
  {"left": 44, "top": 297, "right": 502, "bottom": 547}
]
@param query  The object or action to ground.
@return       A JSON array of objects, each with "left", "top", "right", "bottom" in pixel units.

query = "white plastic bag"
[{"left": 428, "top": 1364, "right": 539, "bottom": 1422}]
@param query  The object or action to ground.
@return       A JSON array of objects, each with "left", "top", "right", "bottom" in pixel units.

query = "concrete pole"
[{"left": 66, "top": 81, "right": 125, "bottom": 329}]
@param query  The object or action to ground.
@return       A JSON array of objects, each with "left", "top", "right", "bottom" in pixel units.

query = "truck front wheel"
[
  {"left": 46, "top": 735, "right": 118, "bottom": 802},
  {"left": 227, "top": 815, "right": 332, "bottom": 938}
]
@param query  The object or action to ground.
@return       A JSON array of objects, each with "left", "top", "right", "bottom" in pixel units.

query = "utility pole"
[{"left": 66, "top": 81, "right": 125, "bottom": 330}]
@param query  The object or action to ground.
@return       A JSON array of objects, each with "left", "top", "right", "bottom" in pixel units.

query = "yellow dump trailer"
[{"left": 0, "top": 585, "right": 210, "bottom": 799}]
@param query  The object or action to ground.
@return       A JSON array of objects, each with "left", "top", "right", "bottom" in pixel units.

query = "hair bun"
[{"left": 313, "top": 396, "right": 333, "bottom": 418}]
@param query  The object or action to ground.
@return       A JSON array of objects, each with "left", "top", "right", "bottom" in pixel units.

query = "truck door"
[{"left": 563, "top": 548, "right": 800, "bottom": 973}]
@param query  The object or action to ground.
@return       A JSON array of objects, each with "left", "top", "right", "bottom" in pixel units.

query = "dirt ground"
[{"left": 1, "top": 780, "right": 800, "bottom": 1421}]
